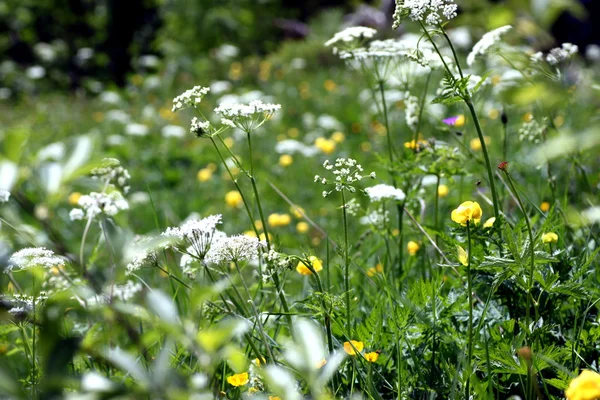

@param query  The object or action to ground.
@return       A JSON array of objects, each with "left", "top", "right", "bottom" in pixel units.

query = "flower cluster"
[
  {"left": 205, "top": 234, "right": 266, "bottom": 265},
  {"left": 531, "top": 43, "right": 579, "bottom": 65},
  {"left": 6, "top": 247, "right": 65, "bottom": 273},
  {"left": 190, "top": 118, "right": 212, "bottom": 137},
  {"left": 214, "top": 100, "right": 281, "bottom": 133},
  {"left": 1, "top": 293, "right": 48, "bottom": 316},
  {"left": 393, "top": 0, "right": 458, "bottom": 28},
  {"left": 324, "top": 26, "right": 377, "bottom": 53},
  {"left": 338, "top": 39, "right": 405, "bottom": 81},
  {"left": 314, "top": 158, "right": 376, "bottom": 197},
  {"left": 365, "top": 184, "right": 406, "bottom": 202},
  {"left": 126, "top": 247, "right": 159, "bottom": 275},
  {"left": 466, "top": 25, "right": 512, "bottom": 66},
  {"left": 162, "top": 214, "right": 223, "bottom": 259},
  {"left": 91, "top": 158, "right": 131, "bottom": 193},
  {"left": 69, "top": 191, "right": 129, "bottom": 221},
  {"left": 518, "top": 117, "right": 546, "bottom": 143},
  {"left": 404, "top": 91, "right": 420, "bottom": 131},
  {"left": 172, "top": 85, "right": 210, "bottom": 112},
  {"left": 360, "top": 208, "right": 390, "bottom": 230},
  {"left": 0, "top": 189, "right": 10, "bottom": 203}
]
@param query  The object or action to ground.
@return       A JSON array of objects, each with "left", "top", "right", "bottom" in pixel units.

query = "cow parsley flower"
[
  {"left": 162, "top": 214, "right": 223, "bottom": 259},
  {"left": 324, "top": 26, "right": 377, "bottom": 53},
  {"left": 214, "top": 100, "right": 281, "bottom": 133},
  {"left": 315, "top": 158, "right": 376, "bottom": 197},
  {"left": 91, "top": 158, "right": 131, "bottom": 193},
  {"left": 360, "top": 208, "right": 390, "bottom": 229},
  {"left": 206, "top": 234, "right": 266, "bottom": 265},
  {"left": 70, "top": 191, "right": 129, "bottom": 220},
  {"left": 393, "top": 0, "right": 458, "bottom": 28},
  {"left": 6, "top": 247, "right": 65, "bottom": 273},
  {"left": 126, "top": 247, "right": 159, "bottom": 275},
  {"left": 339, "top": 39, "right": 405, "bottom": 81},
  {"left": 466, "top": 25, "right": 512, "bottom": 66},
  {"left": 404, "top": 91, "right": 420, "bottom": 131},
  {"left": 0, "top": 190, "right": 10, "bottom": 203},
  {"left": 546, "top": 43, "right": 578, "bottom": 65},
  {"left": 190, "top": 118, "right": 212, "bottom": 137},
  {"left": 172, "top": 85, "right": 210, "bottom": 112},
  {"left": 365, "top": 184, "right": 406, "bottom": 202}
]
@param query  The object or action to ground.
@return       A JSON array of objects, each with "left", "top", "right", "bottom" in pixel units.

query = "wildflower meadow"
[{"left": 1, "top": 0, "right": 599, "bottom": 399}]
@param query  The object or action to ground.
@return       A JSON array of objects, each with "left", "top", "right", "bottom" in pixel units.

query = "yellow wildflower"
[
  {"left": 483, "top": 217, "right": 496, "bottom": 229},
  {"left": 454, "top": 114, "right": 466, "bottom": 127},
  {"left": 540, "top": 201, "right": 550, "bottom": 212},
  {"left": 404, "top": 139, "right": 428, "bottom": 150},
  {"left": 197, "top": 168, "right": 213, "bottom": 182},
  {"left": 225, "top": 191, "right": 243, "bottom": 208},
  {"left": 451, "top": 201, "right": 483, "bottom": 226},
  {"left": 315, "top": 137, "right": 336, "bottom": 155},
  {"left": 343, "top": 340, "right": 364, "bottom": 356},
  {"left": 229, "top": 62, "right": 242, "bottom": 80},
  {"left": 438, "top": 184, "right": 449, "bottom": 198},
  {"left": 296, "top": 222, "right": 309, "bottom": 233},
  {"left": 316, "top": 358, "right": 327, "bottom": 368},
  {"left": 296, "top": 256, "right": 323, "bottom": 276},
  {"left": 458, "top": 246, "right": 468, "bottom": 266},
  {"left": 542, "top": 232, "right": 558, "bottom": 244},
  {"left": 227, "top": 372, "right": 249, "bottom": 387},
  {"left": 253, "top": 357, "right": 266, "bottom": 367},
  {"left": 268, "top": 213, "right": 291, "bottom": 227},
  {"left": 287, "top": 128, "right": 299, "bottom": 138},
  {"left": 565, "top": 370, "right": 600, "bottom": 400},
  {"left": 269, "top": 397, "right": 282, "bottom": 400},
  {"left": 68, "top": 192, "right": 82, "bottom": 205},
  {"left": 290, "top": 206, "right": 305, "bottom": 219},
  {"left": 469, "top": 136, "right": 491, "bottom": 151},
  {"left": 331, "top": 131, "right": 345, "bottom": 143},
  {"left": 523, "top": 112, "right": 533, "bottom": 122},
  {"left": 279, "top": 154, "right": 293, "bottom": 167},
  {"left": 324, "top": 79, "right": 337, "bottom": 92},
  {"left": 364, "top": 352, "right": 379, "bottom": 363},
  {"left": 407, "top": 241, "right": 420, "bottom": 256}
]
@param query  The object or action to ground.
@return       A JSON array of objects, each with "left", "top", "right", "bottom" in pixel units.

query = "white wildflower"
[
  {"left": 125, "top": 123, "right": 149, "bottom": 136},
  {"left": 316, "top": 158, "right": 375, "bottom": 197},
  {"left": 404, "top": 91, "right": 420, "bottom": 131},
  {"left": 275, "top": 139, "right": 319, "bottom": 157},
  {"left": 190, "top": 118, "right": 212, "bottom": 137},
  {"left": 112, "top": 281, "right": 143, "bottom": 302},
  {"left": 393, "top": 0, "right": 458, "bottom": 28},
  {"left": 360, "top": 208, "right": 390, "bottom": 229},
  {"left": 71, "top": 191, "right": 129, "bottom": 220},
  {"left": 214, "top": 100, "right": 281, "bottom": 133},
  {"left": 365, "top": 184, "right": 406, "bottom": 202},
  {"left": 69, "top": 208, "right": 85, "bottom": 221},
  {"left": 7, "top": 247, "right": 65, "bottom": 273},
  {"left": 206, "top": 234, "right": 265, "bottom": 265},
  {"left": 162, "top": 214, "right": 223, "bottom": 259},
  {"left": 466, "top": 25, "right": 512, "bottom": 66},
  {"left": 172, "top": 85, "right": 210, "bottom": 112},
  {"left": 161, "top": 125, "right": 186, "bottom": 139},
  {"left": 0, "top": 190, "right": 10, "bottom": 203},
  {"left": 546, "top": 43, "right": 578, "bottom": 65},
  {"left": 91, "top": 158, "right": 131, "bottom": 193},
  {"left": 324, "top": 26, "right": 377, "bottom": 52}
]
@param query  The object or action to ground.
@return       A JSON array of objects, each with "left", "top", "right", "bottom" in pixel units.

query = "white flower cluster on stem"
[
  {"left": 393, "top": 0, "right": 458, "bottom": 28},
  {"left": 467, "top": 25, "right": 512, "bottom": 66},
  {"left": 314, "top": 158, "right": 376, "bottom": 197},
  {"left": 172, "top": 86, "right": 210, "bottom": 112},
  {"left": 7, "top": 247, "right": 65, "bottom": 273}
]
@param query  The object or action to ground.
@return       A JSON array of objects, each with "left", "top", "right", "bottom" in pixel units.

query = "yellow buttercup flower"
[
  {"left": 454, "top": 114, "right": 466, "bottom": 127},
  {"left": 542, "top": 232, "right": 558, "bottom": 244},
  {"left": 364, "top": 352, "right": 379, "bottom": 363},
  {"left": 438, "top": 184, "right": 450, "bottom": 198},
  {"left": 451, "top": 201, "right": 483, "bottom": 226},
  {"left": 483, "top": 217, "right": 496, "bottom": 229},
  {"left": 296, "top": 256, "right": 323, "bottom": 276},
  {"left": 279, "top": 154, "right": 293, "bottom": 167},
  {"left": 253, "top": 357, "right": 266, "bottom": 367},
  {"left": 540, "top": 201, "right": 550, "bottom": 212},
  {"left": 227, "top": 372, "right": 249, "bottom": 387},
  {"left": 225, "top": 191, "right": 243, "bottom": 208},
  {"left": 331, "top": 131, "right": 345, "bottom": 143},
  {"left": 366, "top": 264, "right": 383, "bottom": 277},
  {"left": 469, "top": 136, "right": 491, "bottom": 151},
  {"left": 296, "top": 222, "right": 309, "bottom": 233},
  {"left": 457, "top": 246, "right": 468, "bottom": 266},
  {"left": 68, "top": 192, "right": 82, "bottom": 205},
  {"left": 315, "top": 137, "right": 336, "bottom": 155},
  {"left": 197, "top": 168, "right": 213, "bottom": 182},
  {"left": 268, "top": 213, "right": 291, "bottom": 227},
  {"left": 404, "top": 139, "right": 428, "bottom": 150},
  {"left": 324, "top": 79, "right": 337, "bottom": 92},
  {"left": 407, "top": 241, "right": 420, "bottom": 256},
  {"left": 565, "top": 370, "right": 600, "bottom": 400},
  {"left": 343, "top": 340, "right": 364, "bottom": 356}
]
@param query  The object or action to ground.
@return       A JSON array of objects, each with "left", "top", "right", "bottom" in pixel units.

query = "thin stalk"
[
  {"left": 79, "top": 215, "right": 93, "bottom": 274},
  {"left": 378, "top": 81, "right": 396, "bottom": 175},
  {"left": 245, "top": 131, "right": 271, "bottom": 250},
  {"left": 466, "top": 221, "right": 473, "bottom": 398},
  {"left": 502, "top": 170, "right": 537, "bottom": 339},
  {"left": 466, "top": 100, "right": 501, "bottom": 221},
  {"left": 234, "top": 262, "right": 275, "bottom": 363},
  {"left": 434, "top": 174, "right": 440, "bottom": 246},
  {"left": 209, "top": 137, "right": 259, "bottom": 236},
  {"left": 341, "top": 189, "right": 352, "bottom": 337},
  {"left": 413, "top": 71, "right": 432, "bottom": 147},
  {"left": 31, "top": 275, "right": 36, "bottom": 395}
]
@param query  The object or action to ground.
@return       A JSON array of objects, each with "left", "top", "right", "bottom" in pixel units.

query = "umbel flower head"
[
  {"left": 324, "top": 26, "right": 377, "bottom": 53},
  {"left": 451, "top": 201, "right": 483, "bottom": 225},
  {"left": 162, "top": 214, "right": 223, "bottom": 259},
  {"left": 565, "top": 369, "right": 600, "bottom": 400},
  {"left": 172, "top": 85, "right": 210, "bottom": 112},
  {"left": 6, "top": 247, "right": 65, "bottom": 273},
  {"left": 69, "top": 191, "right": 129, "bottom": 221},
  {"left": 365, "top": 184, "right": 406, "bottom": 202},
  {"left": 314, "top": 158, "right": 376, "bottom": 197},
  {"left": 392, "top": 0, "right": 458, "bottom": 29},
  {"left": 214, "top": 99, "right": 281, "bottom": 133},
  {"left": 467, "top": 25, "right": 512, "bottom": 66},
  {"left": 205, "top": 234, "right": 266, "bottom": 265}
]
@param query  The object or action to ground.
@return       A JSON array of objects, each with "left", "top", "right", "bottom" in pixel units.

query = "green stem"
[
  {"left": 234, "top": 262, "right": 275, "bottom": 363},
  {"left": 32, "top": 275, "right": 36, "bottom": 395},
  {"left": 378, "top": 81, "right": 396, "bottom": 172},
  {"left": 341, "top": 190, "right": 352, "bottom": 337},
  {"left": 466, "top": 221, "right": 473, "bottom": 398},
  {"left": 466, "top": 100, "right": 501, "bottom": 221},
  {"left": 502, "top": 171, "right": 537, "bottom": 340}
]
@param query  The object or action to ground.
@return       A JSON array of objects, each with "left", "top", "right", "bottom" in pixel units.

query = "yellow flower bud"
[
  {"left": 407, "top": 241, "right": 420, "bottom": 256},
  {"left": 438, "top": 184, "right": 450, "bottom": 198}
]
